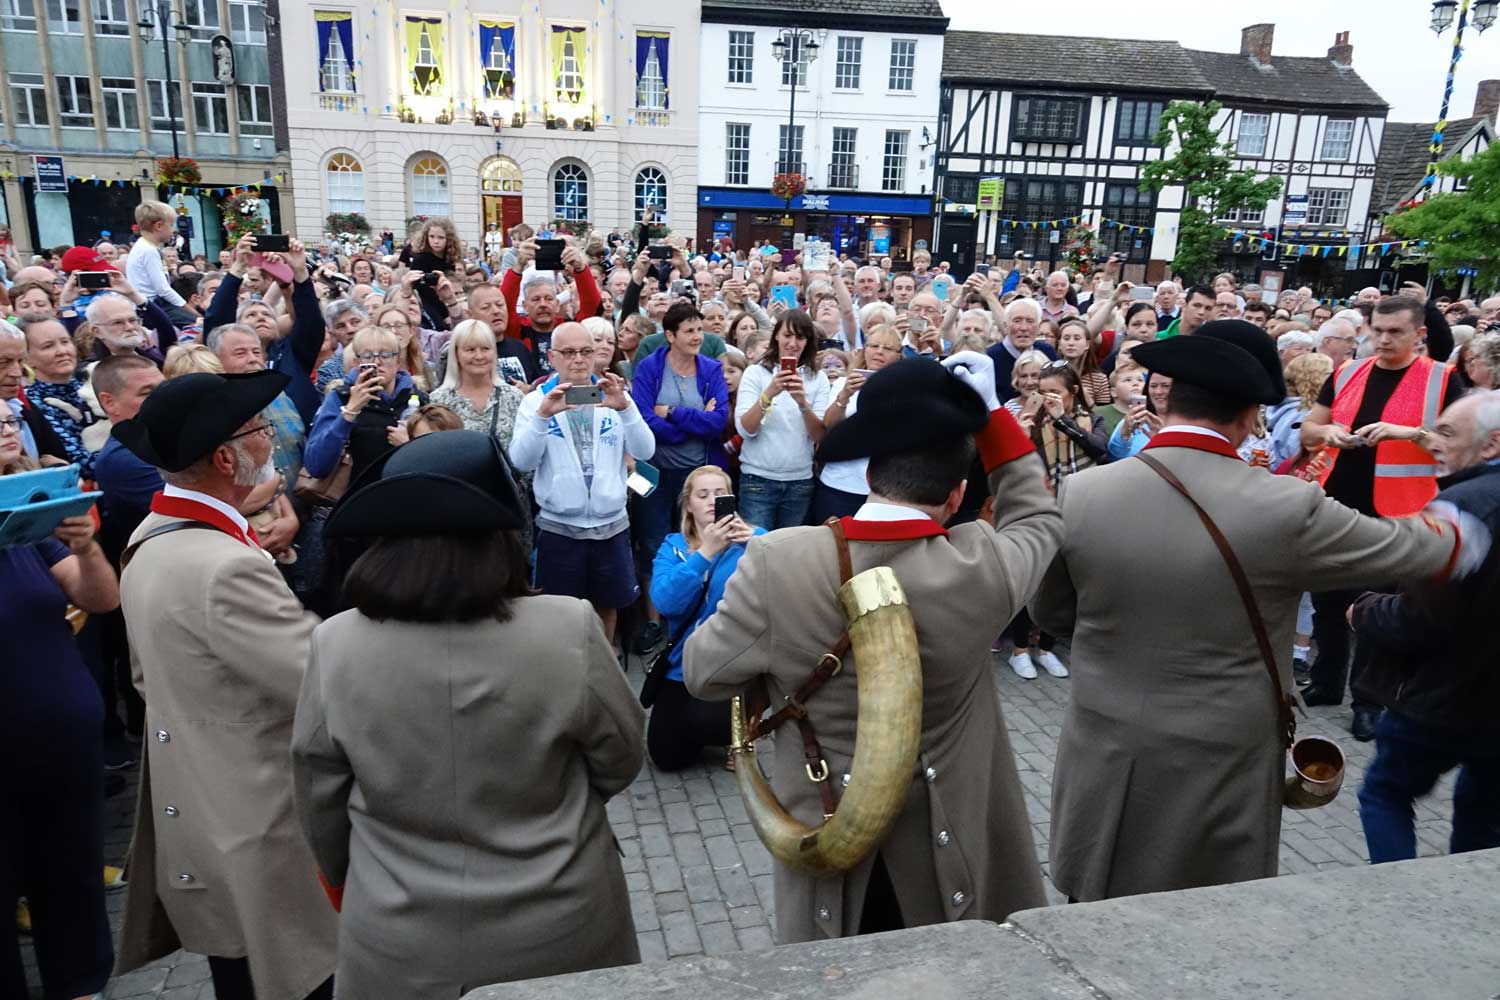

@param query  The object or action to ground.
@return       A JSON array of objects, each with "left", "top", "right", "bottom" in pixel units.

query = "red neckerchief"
[
  {"left": 1142, "top": 430, "right": 1241, "bottom": 461},
  {"left": 148, "top": 491, "right": 261, "bottom": 549},
  {"left": 840, "top": 516, "right": 949, "bottom": 541}
]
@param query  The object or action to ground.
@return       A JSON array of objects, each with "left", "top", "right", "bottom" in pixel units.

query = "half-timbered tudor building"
[{"left": 934, "top": 24, "right": 1390, "bottom": 295}]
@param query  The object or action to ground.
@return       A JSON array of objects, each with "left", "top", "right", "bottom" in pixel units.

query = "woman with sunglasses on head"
[{"left": 303, "top": 326, "right": 429, "bottom": 488}]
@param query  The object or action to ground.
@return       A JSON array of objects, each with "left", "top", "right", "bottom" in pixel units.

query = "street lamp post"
[
  {"left": 770, "top": 29, "right": 819, "bottom": 180},
  {"left": 137, "top": 1, "right": 191, "bottom": 161},
  {"left": 1424, "top": 0, "right": 1497, "bottom": 190}
]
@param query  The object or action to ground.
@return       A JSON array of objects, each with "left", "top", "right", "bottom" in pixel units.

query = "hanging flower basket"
[
  {"left": 1062, "top": 222, "right": 1099, "bottom": 278},
  {"left": 157, "top": 156, "right": 202, "bottom": 186},
  {"left": 770, "top": 172, "right": 806, "bottom": 205},
  {"left": 223, "top": 192, "right": 268, "bottom": 244},
  {"left": 551, "top": 218, "right": 589, "bottom": 237},
  {"left": 325, "top": 212, "right": 370, "bottom": 235}
]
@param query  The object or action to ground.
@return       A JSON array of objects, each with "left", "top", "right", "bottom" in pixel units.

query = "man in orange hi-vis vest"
[{"left": 1299, "top": 294, "right": 1465, "bottom": 741}]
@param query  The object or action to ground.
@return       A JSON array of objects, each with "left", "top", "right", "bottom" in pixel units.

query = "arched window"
[
  {"left": 552, "top": 162, "right": 588, "bottom": 223},
  {"left": 482, "top": 157, "right": 522, "bottom": 195},
  {"left": 634, "top": 166, "right": 667, "bottom": 225},
  {"left": 410, "top": 155, "right": 450, "bottom": 216},
  {"left": 326, "top": 153, "right": 364, "bottom": 214}
]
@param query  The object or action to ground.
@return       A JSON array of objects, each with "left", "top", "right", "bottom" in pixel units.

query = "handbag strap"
[{"left": 1137, "top": 453, "right": 1296, "bottom": 749}]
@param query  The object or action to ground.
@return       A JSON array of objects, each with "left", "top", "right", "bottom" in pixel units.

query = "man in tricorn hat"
[
  {"left": 111, "top": 370, "right": 337, "bottom": 999},
  {"left": 685, "top": 352, "right": 1062, "bottom": 943},
  {"left": 1034, "top": 320, "right": 1485, "bottom": 902}
]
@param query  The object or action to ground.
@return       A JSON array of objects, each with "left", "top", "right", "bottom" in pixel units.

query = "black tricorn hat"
[
  {"left": 324, "top": 429, "right": 527, "bottom": 537},
  {"left": 111, "top": 370, "right": 290, "bottom": 472},
  {"left": 1130, "top": 319, "right": 1287, "bottom": 406},
  {"left": 818, "top": 358, "right": 990, "bottom": 464}
]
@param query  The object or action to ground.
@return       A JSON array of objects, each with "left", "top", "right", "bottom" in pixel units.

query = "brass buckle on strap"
[{"left": 805, "top": 759, "right": 830, "bottom": 783}]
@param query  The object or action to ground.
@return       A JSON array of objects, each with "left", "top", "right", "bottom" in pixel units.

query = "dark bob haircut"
[{"left": 343, "top": 529, "right": 534, "bottom": 623}]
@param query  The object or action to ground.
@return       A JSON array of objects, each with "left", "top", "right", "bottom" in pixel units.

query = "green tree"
[
  {"left": 1386, "top": 142, "right": 1500, "bottom": 291},
  {"left": 1140, "top": 100, "right": 1283, "bottom": 281}
]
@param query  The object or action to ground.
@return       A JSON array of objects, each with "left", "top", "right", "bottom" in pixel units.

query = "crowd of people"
[{"left": 3, "top": 199, "right": 1497, "bottom": 1000}]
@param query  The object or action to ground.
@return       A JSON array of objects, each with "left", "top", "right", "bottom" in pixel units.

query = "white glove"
[{"left": 941, "top": 351, "right": 1000, "bottom": 412}]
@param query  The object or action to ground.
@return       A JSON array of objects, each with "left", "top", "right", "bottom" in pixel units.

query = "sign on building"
[
  {"left": 33, "top": 155, "right": 67, "bottom": 193},
  {"left": 1283, "top": 194, "right": 1308, "bottom": 226},
  {"left": 976, "top": 177, "right": 1004, "bottom": 211}
]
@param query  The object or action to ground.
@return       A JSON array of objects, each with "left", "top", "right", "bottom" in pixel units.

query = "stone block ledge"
[{"left": 466, "top": 849, "right": 1500, "bottom": 1000}]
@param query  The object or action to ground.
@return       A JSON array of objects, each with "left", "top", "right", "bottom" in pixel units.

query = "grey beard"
[{"left": 230, "top": 439, "right": 276, "bottom": 487}]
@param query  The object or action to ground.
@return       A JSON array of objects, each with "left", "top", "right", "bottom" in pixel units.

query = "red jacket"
[{"left": 499, "top": 264, "right": 603, "bottom": 348}]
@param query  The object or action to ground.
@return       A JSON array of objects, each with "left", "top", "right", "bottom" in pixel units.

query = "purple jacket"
[{"left": 631, "top": 347, "right": 730, "bottom": 469}]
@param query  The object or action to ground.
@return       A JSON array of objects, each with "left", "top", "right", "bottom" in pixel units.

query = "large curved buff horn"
[{"left": 730, "top": 566, "right": 922, "bottom": 878}]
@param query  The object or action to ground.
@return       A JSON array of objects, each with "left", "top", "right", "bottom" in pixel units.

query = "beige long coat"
[
  {"left": 290, "top": 595, "right": 645, "bottom": 997},
  {"left": 116, "top": 512, "right": 338, "bottom": 1000},
  {"left": 1033, "top": 444, "right": 1463, "bottom": 902},
  {"left": 684, "top": 451, "right": 1062, "bottom": 944}
]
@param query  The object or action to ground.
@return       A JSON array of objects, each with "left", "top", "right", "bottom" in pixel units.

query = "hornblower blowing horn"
[{"left": 730, "top": 566, "right": 922, "bottom": 878}]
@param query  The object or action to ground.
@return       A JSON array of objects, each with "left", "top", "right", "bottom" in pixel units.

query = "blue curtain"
[
  {"left": 316, "top": 20, "right": 333, "bottom": 90},
  {"left": 634, "top": 34, "right": 650, "bottom": 90},
  {"left": 334, "top": 17, "right": 354, "bottom": 79},
  {"left": 634, "top": 34, "right": 669, "bottom": 109},
  {"left": 479, "top": 21, "right": 498, "bottom": 79},
  {"left": 657, "top": 37, "right": 669, "bottom": 109},
  {"left": 499, "top": 24, "right": 514, "bottom": 72}
]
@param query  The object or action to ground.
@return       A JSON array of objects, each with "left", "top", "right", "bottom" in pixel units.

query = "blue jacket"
[
  {"left": 302, "top": 369, "right": 420, "bottom": 478},
  {"left": 1108, "top": 419, "right": 1151, "bottom": 460},
  {"left": 650, "top": 529, "right": 765, "bottom": 680},
  {"left": 631, "top": 347, "right": 730, "bottom": 470},
  {"left": 205, "top": 272, "right": 326, "bottom": 424}
]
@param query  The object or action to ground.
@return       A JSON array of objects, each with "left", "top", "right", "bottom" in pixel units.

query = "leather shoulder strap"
[
  {"left": 825, "top": 516, "right": 853, "bottom": 585},
  {"left": 119, "top": 521, "right": 222, "bottom": 572},
  {"left": 1137, "top": 453, "right": 1295, "bottom": 749}
]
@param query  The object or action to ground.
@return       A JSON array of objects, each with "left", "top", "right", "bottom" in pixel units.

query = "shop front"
[{"left": 697, "top": 189, "right": 932, "bottom": 262}]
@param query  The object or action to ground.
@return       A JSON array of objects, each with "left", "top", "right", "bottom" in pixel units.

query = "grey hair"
[
  {"left": 84, "top": 292, "right": 130, "bottom": 325},
  {"left": 196, "top": 270, "right": 225, "bottom": 297},
  {"left": 855, "top": 265, "right": 882, "bottom": 282},
  {"left": 1005, "top": 297, "right": 1041, "bottom": 324},
  {"left": 322, "top": 298, "right": 367, "bottom": 327},
  {"left": 519, "top": 268, "right": 555, "bottom": 300},
  {"left": 960, "top": 308, "right": 995, "bottom": 334},
  {"left": 1314, "top": 318, "right": 1356, "bottom": 348},
  {"left": 1469, "top": 333, "right": 1500, "bottom": 380},
  {"left": 1011, "top": 349, "right": 1049, "bottom": 390},
  {"left": 1278, "top": 330, "right": 1316, "bottom": 351},
  {"left": 859, "top": 301, "right": 896, "bottom": 331},
  {"left": 1332, "top": 308, "right": 1364, "bottom": 327},
  {"left": 1471, "top": 388, "right": 1500, "bottom": 445},
  {"left": 206, "top": 322, "right": 259, "bottom": 354},
  {"left": 439, "top": 320, "right": 504, "bottom": 391},
  {"left": 236, "top": 298, "right": 276, "bottom": 324},
  {"left": 0, "top": 318, "right": 24, "bottom": 343}
]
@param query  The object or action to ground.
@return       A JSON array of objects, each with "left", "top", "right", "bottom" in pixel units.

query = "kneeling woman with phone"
[{"left": 645, "top": 465, "right": 763, "bottom": 771}]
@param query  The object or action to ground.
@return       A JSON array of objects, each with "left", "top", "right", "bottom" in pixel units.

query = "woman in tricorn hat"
[{"left": 289, "top": 430, "right": 645, "bottom": 996}]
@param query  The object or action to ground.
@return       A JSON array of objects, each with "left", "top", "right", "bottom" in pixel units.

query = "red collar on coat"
[
  {"left": 149, "top": 491, "right": 261, "bottom": 549},
  {"left": 840, "top": 516, "right": 949, "bottom": 541},
  {"left": 1142, "top": 430, "right": 1242, "bottom": 461}
]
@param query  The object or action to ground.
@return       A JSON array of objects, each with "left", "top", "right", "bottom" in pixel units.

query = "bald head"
[
  {"left": 1356, "top": 287, "right": 1382, "bottom": 306},
  {"left": 14, "top": 266, "right": 56, "bottom": 285}
]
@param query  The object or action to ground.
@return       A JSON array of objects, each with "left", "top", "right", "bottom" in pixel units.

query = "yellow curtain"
[
  {"left": 404, "top": 18, "right": 424, "bottom": 83},
  {"left": 314, "top": 10, "right": 349, "bottom": 21},
  {"left": 426, "top": 21, "right": 444, "bottom": 89},
  {"left": 405, "top": 17, "right": 444, "bottom": 94},
  {"left": 550, "top": 27, "right": 586, "bottom": 100}
]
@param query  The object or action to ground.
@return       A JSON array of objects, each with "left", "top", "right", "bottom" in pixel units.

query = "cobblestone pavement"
[{"left": 32, "top": 649, "right": 1457, "bottom": 999}]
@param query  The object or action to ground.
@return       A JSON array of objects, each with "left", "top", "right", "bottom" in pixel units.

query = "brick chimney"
[
  {"left": 1474, "top": 79, "right": 1500, "bottom": 120},
  {"left": 1240, "top": 23, "right": 1275, "bottom": 65},
  {"left": 1328, "top": 31, "right": 1353, "bottom": 67}
]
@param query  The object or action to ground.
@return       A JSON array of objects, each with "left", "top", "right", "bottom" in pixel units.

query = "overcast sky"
[{"left": 943, "top": 0, "right": 1500, "bottom": 122}]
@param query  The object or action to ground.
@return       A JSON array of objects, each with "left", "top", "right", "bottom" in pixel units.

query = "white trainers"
[
  {"left": 1035, "top": 650, "right": 1070, "bottom": 678},
  {"left": 1007, "top": 650, "right": 1038, "bottom": 679}
]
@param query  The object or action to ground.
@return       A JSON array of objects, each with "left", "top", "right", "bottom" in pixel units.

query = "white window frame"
[
  {"left": 45, "top": 0, "right": 81, "bottom": 34},
  {"left": 727, "top": 29, "right": 753, "bottom": 85},
  {"left": 777, "top": 124, "right": 805, "bottom": 175},
  {"left": 551, "top": 161, "right": 589, "bottom": 223},
  {"left": 725, "top": 122, "right": 750, "bottom": 185},
  {"left": 830, "top": 126, "right": 857, "bottom": 186},
  {"left": 94, "top": 0, "right": 128, "bottom": 35},
  {"left": 55, "top": 75, "right": 93, "bottom": 128},
  {"left": 887, "top": 38, "right": 915, "bottom": 92},
  {"left": 411, "top": 156, "right": 451, "bottom": 217},
  {"left": 326, "top": 153, "right": 365, "bottom": 215},
  {"left": 237, "top": 83, "right": 273, "bottom": 137},
  {"left": 181, "top": 0, "right": 219, "bottom": 39},
  {"left": 882, "top": 129, "right": 908, "bottom": 191},
  {"left": 146, "top": 79, "right": 180, "bottom": 132},
  {"left": 634, "top": 166, "right": 668, "bottom": 224},
  {"left": 555, "top": 32, "right": 584, "bottom": 102},
  {"left": 2, "top": 0, "right": 36, "bottom": 32},
  {"left": 780, "top": 42, "right": 809, "bottom": 88},
  {"left": 1306, "top": 187, "right": 1350, "bottom": 226},
  {"left": 1218, "top": 203, "right": 1265, "bottom": 225},
  {"left": 100, "top": 77, "right": 139, "bottom": 131},
  {"left": 635, "top": 35, "right": 666, "bottom": 110},
  {"left": 191, "top": 81, "right": 230, "bottom": 135},
  {"left": 834, "top": 36, "right": 861, "bottom": 90},
  {"left": 1320, "top": 119, "right": 1354, "bottom": 161},
  {"left": 320, "top": 18, "right": 355, "bottom": 93},
  {"left": 229, "top": 0, "right": 266, "bottom": 44},
  {"left": 9, "top": 73, "right": 48, "bottom": 126},
  {"left": 1236, "top": 112, "right": 1270, "bottom": 157}
]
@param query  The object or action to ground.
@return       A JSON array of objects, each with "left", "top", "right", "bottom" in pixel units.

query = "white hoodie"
[{"left": 509, "top": 375, "right": 656, "bottom": 530}]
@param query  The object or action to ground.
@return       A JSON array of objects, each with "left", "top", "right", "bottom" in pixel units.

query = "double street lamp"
[
  {"left": 1423, "top": 0, "right": 1497, "bottom": 188},
  {"left": 137, "top": 0, "right": 192, "bottom": 161},
  {"left": 770, "top": 29, "right": 819, "bottom": 179}
]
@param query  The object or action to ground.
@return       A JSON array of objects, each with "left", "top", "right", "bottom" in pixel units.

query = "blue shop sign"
[{"left": 699, "top": 188, "right": 931, "bottom": 216}]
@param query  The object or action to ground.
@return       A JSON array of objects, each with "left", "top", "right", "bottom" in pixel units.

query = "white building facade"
[
  {"left": 935, "top": 24, "right": 1390, "bottom": 294},
  {"left": 282, "top": 0, "right": 700, "bottom": 245},
  {"left": 695, "top": 0, "right": 945, "bottom": 259}
]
